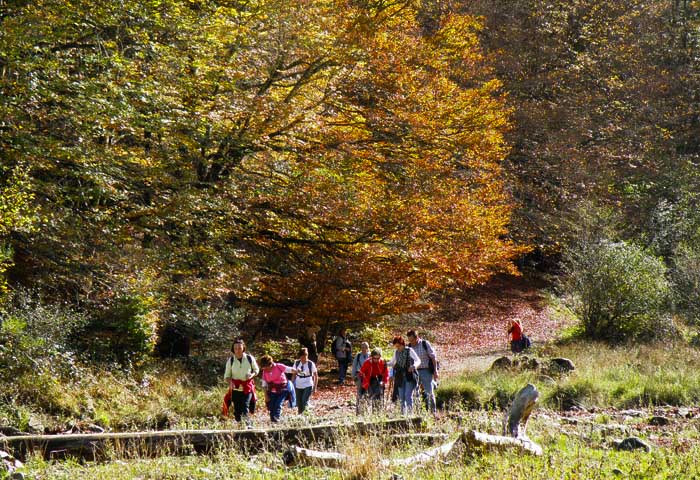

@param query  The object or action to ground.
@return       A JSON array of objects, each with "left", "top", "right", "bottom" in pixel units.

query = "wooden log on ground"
[
  {"left": 504, "top": 383, "right": 539, "bottom": 438},
  {"left": 283, "top": 436, "right": 461, "bottom": 468},
  {"left": 283, "top": 445, "right": 347, "bottom": 468},
  {"left": 1, "top": 417, "right": 422, "bottom": 462},
  {"left": 390, "top": 433, "right": 450, "bottom": 446},
  {"left": 382, "top": 437, "right": 460, "bottom": 466},
  {"left": 463, "top": 430, "right": 543, "bottom": 456}
]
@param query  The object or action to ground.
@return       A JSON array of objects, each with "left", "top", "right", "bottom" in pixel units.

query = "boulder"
[
  {"left": 548, "top": 358, "right": 576, "bottom": 374},
  {"left": 490, "top": 356, "right": 513, "bottom": 370},
  {"left": 615, "top": 436, "right": 652, "bottom": 452},
  {"left": 648, "top": 416, "right": 671, "bottom": 426}
]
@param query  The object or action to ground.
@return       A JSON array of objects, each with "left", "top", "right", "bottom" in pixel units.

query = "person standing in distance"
[
  {"left": 352, "top": 342, "right": 370, "bottom": 413},
  {"left": 331, "top": 328, "right": 352, "bottom": 385}
]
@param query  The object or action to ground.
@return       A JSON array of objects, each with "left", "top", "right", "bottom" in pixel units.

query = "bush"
[
  {"left": 80, "top": 294, "right": 158, "bottom": 364},
  {"left": 560, "top": 239, "right": 671, "bottom": 341},
  {"left": 671, "top": 242, "right": 700, "bottom": 324}
]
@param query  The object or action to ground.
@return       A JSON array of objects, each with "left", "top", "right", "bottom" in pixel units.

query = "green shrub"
[
  {"left": 436, "top": 379, "right": 483, "bottom": 409},
  {"left": 560, "top": 239, "right": 671, "bottom": 341},
  {"left": 81, "top": 294, "right": 158, "bottom": 364},
  {"left": 671, "top": 242, "right": 700, "bottom": 324}
]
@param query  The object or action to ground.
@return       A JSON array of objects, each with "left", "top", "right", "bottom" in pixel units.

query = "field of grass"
[
  {"left": 7, "top": 340, "right": 700, "bottom": 479},
  {"left": 437, "top": 341, "right": 700, "bottom": 411},
  {"left": 16, "top": 405, "right": 700, "bottom": 479}
]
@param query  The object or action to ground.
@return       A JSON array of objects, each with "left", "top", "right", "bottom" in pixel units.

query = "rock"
[
  {"left": 648, "top": 416, "right": 671, "bottom": 426},
  {"left": 612, "top": 468, "right": 624, "bottom": 475},
  {"left": 27, "top": 416, "right": 45, "bottom": 434},
  {"left": 548, "top": 358, "right": 576, "bottom": 373},
  {"left": 490, "top": 356, "right": 513, "bottom": 370},
  {"left": 615, "top": 436, "right": 652, "bottom": 452},
  {"left": 10, "top": 472, "right": 25, "bottom": 480},
  {"left": 620, "top": 409, "right": 645, "bottom": 417},
  {"left": 678, "top": 408, "right": 693, "bottom": 419}
]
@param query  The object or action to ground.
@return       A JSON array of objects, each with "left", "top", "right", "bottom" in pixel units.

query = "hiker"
[
  {"left": 359, "top": 348, "right": 389, "bottom": 413},
  {"left": 259, "top": 354, "right": 297, "bottom": 423},
  {"left": 407, "top": 329, "right": 439, "bottom": 414},
  {"left": 352, "top": 342, "right": 370, "bottom": 413},
  {"left": 331, "top": 328, "right": 352, "bottom": 384},
  {"left": 508, "top": 319, "right": 531, "bottom": 354},
  {"left": 292, "top": 347, "right": 318, "bottom": 414},
  {"left": 223, "top": 337, "right": 259, "bottom": 427},
  {"left": 388, "top": 335, "right": 421, "bottom": 415}
]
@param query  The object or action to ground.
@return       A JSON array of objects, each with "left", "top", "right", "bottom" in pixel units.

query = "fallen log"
[
  {"left": 390, "top": 433, "right": 450, "bottom": 446},
  {"left": 283, "top": 436, "right": 460, "bottom": 468},
  {"left": 1, "top": 417, "right": 422, "bottom": 462},
  {"left": 463, "top": 429, "right": 543, "bottom": 456}
]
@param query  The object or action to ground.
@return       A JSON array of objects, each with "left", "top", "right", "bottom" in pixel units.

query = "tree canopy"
[{"left": 1, "top": 0, "right": 522, "bottom": 337}]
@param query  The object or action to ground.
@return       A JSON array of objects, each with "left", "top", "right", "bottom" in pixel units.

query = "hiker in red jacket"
[{"left": 358, "top": 348, "right": 389, "bottom": 413}]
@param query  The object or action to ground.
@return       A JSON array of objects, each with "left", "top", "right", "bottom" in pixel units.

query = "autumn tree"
[
  {"left": 1, "top": 0, "right": 522, "bottom": 354},
  {"left": 458, "top": 0, "right": 700, "bottom": 256}
]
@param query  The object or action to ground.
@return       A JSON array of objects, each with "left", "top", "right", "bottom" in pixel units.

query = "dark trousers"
[
  {"left": 296, "top": 386, "right": 313, "bottom": 414},
  {"left": 337, "top": 357, "right": 349, "bottom": 382},
  {"left": 231, "top": 390, "right": 252, "bottom": 422}
]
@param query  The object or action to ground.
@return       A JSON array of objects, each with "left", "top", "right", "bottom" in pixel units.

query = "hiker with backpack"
[
  {"left": 388, "top": 335, "right": 421, "bottom": 415},
  {"left": 352, "top": 342, "right": 370, "bottom": 414},
  {"left": 507, "top": 319, "right": 531, "bottom": 354},
  {"left": 259, "top": 354, "right": 297, "bottom": 423},
  {"left": 331, "top": 328, "right": 352, "bottom": 385},
  {"left": 358, "top": 347, "right": 389, "bottom": 413},
  {"left": 223, "top": 337, "right": 259, "bottom": 427},
  {"left": 407, "top": 330, "right": 439, "bottom": 414},
  {"left": 292, "top": 347, "right": 318, "bottom": 414}
]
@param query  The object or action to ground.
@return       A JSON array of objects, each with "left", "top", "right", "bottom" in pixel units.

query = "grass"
[
  {"left": 7, "top": 338, "right": 700, "bottom": 478},
  {"left": 437, "top": 341, "right": 700, "bottom": 411},
  {"left": 17, "top": 407, "right": 700, "bottom": 479}
]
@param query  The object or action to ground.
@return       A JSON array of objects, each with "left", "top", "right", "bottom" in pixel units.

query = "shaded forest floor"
[{"left": 305, "top": 274, "right": 569, "bottom": 417}]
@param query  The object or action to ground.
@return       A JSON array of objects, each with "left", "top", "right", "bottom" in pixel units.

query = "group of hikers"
[
  {"left": 223, "top": 320, "right": 528, "bottom": 426},
  {"left": 222, "top": 329, "right": 440, "bottom": 426}
]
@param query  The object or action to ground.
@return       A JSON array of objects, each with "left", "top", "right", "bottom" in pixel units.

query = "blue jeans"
[
  {"left": 397, "top": 379, "right": 417, "bottom": 414},
  {"left": 337, "top": 357, "right": 349, "bottom": 383},
  {"left": 417, "top": 368, "right": 436, "bottom": 413},
  {"left": 296, "top": 386, "right": 313, "bottom": 414},
  {"left": 267, "top": 391, "right": 286, "bottom": 423}
]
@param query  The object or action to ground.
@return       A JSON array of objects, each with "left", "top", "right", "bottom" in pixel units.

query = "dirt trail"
[{"left": 307, "top": 275, "right": 567, "bottom": 415}]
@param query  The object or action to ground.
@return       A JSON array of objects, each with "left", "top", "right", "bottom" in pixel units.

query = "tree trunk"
[
  {"left": 299, "top": 327, "right": 319, "bottom": 363},
  {"left": 316, "top": 322, "right": 331, "bottom": 354},
  {"left": 503, "top": 383, "right": 539, "bottom": 439}
]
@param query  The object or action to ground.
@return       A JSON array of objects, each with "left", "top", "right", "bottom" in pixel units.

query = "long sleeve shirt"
[
  {"left": 387, "top": 347, "right": 421, "bottom": 370},
  {"left": 224, "top": 354, "right": 260, "bottom": 381},
  {"left": 359, "top": 358, "right": 389, "bottom": 390},
  {"left": 411, "top": 339, "right": 437, "bottom": 370}
]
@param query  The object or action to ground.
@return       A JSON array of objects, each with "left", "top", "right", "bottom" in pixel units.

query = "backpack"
[
  {"left": 227, "top": 353, "right": 256, "bottom": 377},
  {"left": 353, "top": 352, "right": 363, "bottom": 370},
  {"left": 422, "top": 340, "right": 440, "bottom": 374}
]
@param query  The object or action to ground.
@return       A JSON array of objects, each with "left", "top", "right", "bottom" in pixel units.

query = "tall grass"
[{"left": 438, "top": 341, "right": 700, "bottom": 410}]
